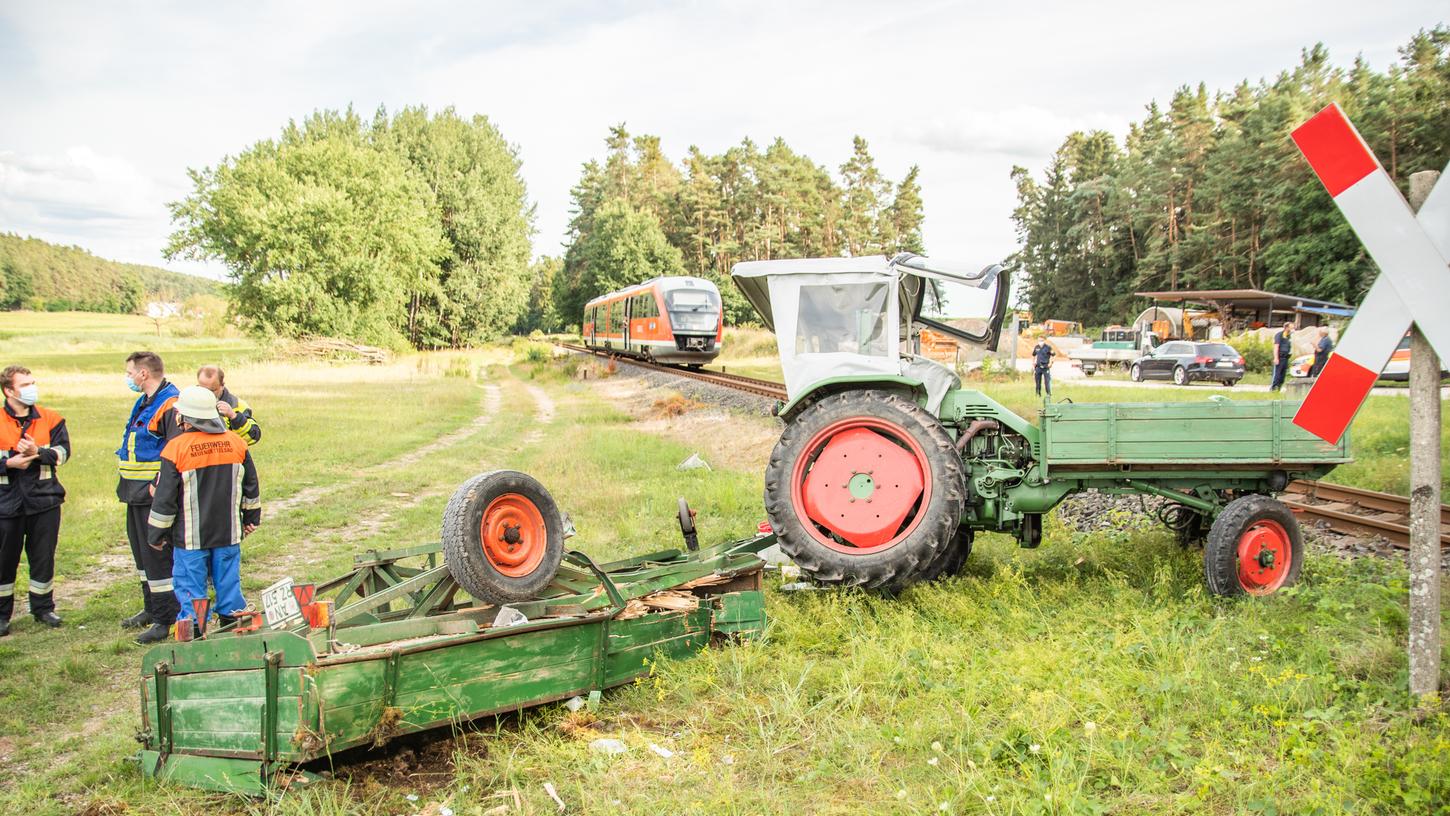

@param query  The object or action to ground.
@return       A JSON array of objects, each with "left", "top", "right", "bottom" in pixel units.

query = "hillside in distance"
[{"left": 0, "top": 232, "right": 219, "bottom": 313}]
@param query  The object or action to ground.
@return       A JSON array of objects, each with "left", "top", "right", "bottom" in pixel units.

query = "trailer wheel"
[
  {"left": 764, "top": 390, "right": 965, "bottom": 590},
  {"left": 1203, "top": 494, "right": 1303, "bottom": 597},
  {"left": 1130, "top": 363, "right": 1143, "bottom": 382},
  {"left": 443, "top": 470, "right": 565, "bottom": 605}
]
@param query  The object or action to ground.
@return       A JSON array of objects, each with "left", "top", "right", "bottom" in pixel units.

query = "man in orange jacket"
[
  {"left": 0, "top": 365, "right": 69, "bottom": 636},
  {"left": 147, "top": 386, "right": 260, "bottom": 636}
]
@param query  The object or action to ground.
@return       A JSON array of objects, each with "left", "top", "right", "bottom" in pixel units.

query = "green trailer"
[
  {"left": 731, "top": 255, "right": 1350, "bottom": 597},
  {"left": 135, "top": 472, "right": 771, "bottom": 795}
]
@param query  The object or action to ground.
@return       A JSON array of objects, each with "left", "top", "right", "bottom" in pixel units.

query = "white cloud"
[{"left": 902, "top": 107, "right": 1126, "bottom": 159}]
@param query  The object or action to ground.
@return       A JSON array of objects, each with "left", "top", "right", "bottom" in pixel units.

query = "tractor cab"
[{"left": 731, "top": 253, "right": 1007, "bottom": 412}]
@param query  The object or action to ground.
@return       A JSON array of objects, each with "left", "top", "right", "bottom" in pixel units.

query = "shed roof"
[{"left": 1133, "top": 288, "right": 1351, "bottom": 311}]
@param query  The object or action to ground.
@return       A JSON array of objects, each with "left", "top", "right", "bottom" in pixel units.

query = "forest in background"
[
  {"left": 0, "top": 232, "right": 217, "bottom": 313},
  {"left": 1010, "top": 27, "right": 1449, "bottom": 327},
  {"left": 537, "top": 128, "right": 925, "bottom": 329}
]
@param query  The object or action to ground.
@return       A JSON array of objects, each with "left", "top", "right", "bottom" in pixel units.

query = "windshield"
[
  {"left": 1199, "top": 343, "right": 1236, "bottom": 356},
  {"left": 919, "top": 278, "right": 999, "bottom": 339},
  {"left": 795, "top": 283, "right": 889, "bottom": 357},
  {"left": 666, "top": 287, "right": 720, "bottom": 333}
]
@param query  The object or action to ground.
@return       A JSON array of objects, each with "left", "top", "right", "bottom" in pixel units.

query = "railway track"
[
  {"left": 1283, "top": 480, "right": 1449, "bottom": 549},
  {"left": 557, "top": 340, "right": 1446, "bottom": 549},
  {"left": 555, "top": 342, "right": 789, "bottom": 400}
]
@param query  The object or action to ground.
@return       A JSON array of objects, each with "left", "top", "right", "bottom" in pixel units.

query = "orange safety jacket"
[
  {"left": 0, "top": 402, "right": 69, "bottom": 518},
  {"left": 147, "top": 430, "right": 260, "bottom": 551}
]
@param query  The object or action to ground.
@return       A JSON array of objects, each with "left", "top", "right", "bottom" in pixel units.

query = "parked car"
[
  {"left": 1130, "top": 341, "right": 1245, "bottom": 386},
  {"left": 1291, "top": 334, "right": 1449, "bottom": 381}
]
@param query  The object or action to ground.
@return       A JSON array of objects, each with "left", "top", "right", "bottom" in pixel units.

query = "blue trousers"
[
  {"left": 172, "top": 545, "right": 245, "bottom": 621},
  {"left": 1034, "top": 366, "right": 1051, "bottom": 396}
]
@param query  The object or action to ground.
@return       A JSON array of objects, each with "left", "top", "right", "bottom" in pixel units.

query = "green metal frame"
[{"left": 136, "top": 535, "right": 775, "bottom": 795}]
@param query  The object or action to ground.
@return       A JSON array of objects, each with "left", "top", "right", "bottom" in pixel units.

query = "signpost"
[{"left": 1290, "top": 103, "right": 1447, "bottom": 698}]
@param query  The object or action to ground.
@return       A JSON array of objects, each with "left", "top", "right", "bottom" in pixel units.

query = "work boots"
[
  {"left": 135, "top": 622, "right": 170, "bottom": 645},
  {"left": 34, "top": 612, "right": 62, "bottom": 628},
  {"left": 0, "top": 619, "right": 9, "bottom": 637},
  {"left": 121, "top": 609, "right": 153, "bottom": 629}
]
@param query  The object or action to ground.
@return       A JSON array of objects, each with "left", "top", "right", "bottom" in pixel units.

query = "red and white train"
[{"left": 583, "top": 276, "right": 724, "bottom": 366}]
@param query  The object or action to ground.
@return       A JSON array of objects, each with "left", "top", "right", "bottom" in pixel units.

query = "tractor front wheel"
[
  {"left": 764, "top": 390, "right": 965, "bottom": 590},
  {"left": 1203, "top": 494, "right": 1303, "bottom": 597}
]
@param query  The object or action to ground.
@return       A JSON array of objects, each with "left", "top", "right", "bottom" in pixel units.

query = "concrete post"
[{"left": 1406, "top": 169, "right": 1442, "bottom": 699}]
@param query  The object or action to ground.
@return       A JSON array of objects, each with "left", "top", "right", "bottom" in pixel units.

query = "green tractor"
[{"left": 731, "top": 255, "right": 1350, "bottom": 596}]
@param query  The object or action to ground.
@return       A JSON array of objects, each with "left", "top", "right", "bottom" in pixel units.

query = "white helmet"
[{"left": 175, "top": 385, "right": 227, "bottom": 434}]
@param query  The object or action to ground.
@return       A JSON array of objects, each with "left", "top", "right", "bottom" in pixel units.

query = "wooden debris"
[{"left": 678, "top": 573, "right": 730, "bottom": 589}]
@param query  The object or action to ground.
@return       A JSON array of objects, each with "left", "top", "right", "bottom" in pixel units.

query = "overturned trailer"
[{"left": 135, "top": 472, "right": 771, "bottom": 795}]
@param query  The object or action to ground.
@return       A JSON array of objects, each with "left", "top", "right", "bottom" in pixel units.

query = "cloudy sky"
[{"left": 0, "top": 1, "right": 1443, "bottom": 280}]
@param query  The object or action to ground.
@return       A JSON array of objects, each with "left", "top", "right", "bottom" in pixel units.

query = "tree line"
[
  {"left": 167, "top": 106, "right": 535, "bottom": 349},
  {"left": 1009, "top": 27, "right": 1449, "bottom": 327},
  {"left": 534, "top": 128, "right": 925, "bottom": 330},
  {"left": 0, "top": 233, "right": 217, "bottom": 313}
]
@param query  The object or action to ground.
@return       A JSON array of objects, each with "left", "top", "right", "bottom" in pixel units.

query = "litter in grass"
[
  {"left": 590, "top": 738, "right": 628, "bottom": 755},
  {"left": 677, "top": 452, "right": 712, "bottom": 471}
]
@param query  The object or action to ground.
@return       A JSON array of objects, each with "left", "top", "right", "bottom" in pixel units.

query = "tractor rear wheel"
[
  {"left": 443, "top": 470, "right": 566, "bottom": 605},
  {"left": 917, "top": 528, "right": 974, "bottom": 582},
  {"left": 1203, "top": 494, "right": 1303, "bottom": 597},
  {"left": 764, "top": 390, "right": 966, "bottom": 590}
]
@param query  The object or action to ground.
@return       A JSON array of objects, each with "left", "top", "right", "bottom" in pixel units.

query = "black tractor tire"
[
  {"left": 764, "top": 390, "right": 965, "bottom": 590},
  {"left": 1203, "top": 494, "right": 1303, "bottom": 597},
  {"left": 1173, "top": 365, "right": 1189, "bottom": 386},
  {"left": 917, "top": 527, "right": 974, "bottom": 582},
  {"left": 442, "top": 470, "right": 566, "bottom": 605},
  {"left": 1130, "top": 363, "right": 1143, "bottom": 382}
]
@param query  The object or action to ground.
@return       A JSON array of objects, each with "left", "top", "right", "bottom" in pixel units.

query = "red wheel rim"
[
  {"left": 789, "top": 417, "right": 930, "bottom": 554},
  {"left": 480, "top": 493, "right": 548, "bottom": 577},
  {"left": 1236, "top": 519, "right": 1292, "bottom": 595}
]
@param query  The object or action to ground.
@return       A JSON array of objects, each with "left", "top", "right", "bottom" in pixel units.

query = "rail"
[{"left": 555, "top": 342, "right": 788, "bottom": 400}]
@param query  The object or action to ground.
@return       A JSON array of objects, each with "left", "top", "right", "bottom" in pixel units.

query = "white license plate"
[
  {"left": 1217, "top": 362, "right": 1234, "bottom": 367},
  {"left": 261, "top": 577, "right": 302, "bottom": 628}
]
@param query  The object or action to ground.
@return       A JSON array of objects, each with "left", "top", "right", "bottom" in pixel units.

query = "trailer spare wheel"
[
  {"left": 1203, "top": 494, "right": 1304, "bottom": 597},
  {"left": 443, "top": 470, "right": 566, "bottom": 604},
  {"left": 764, "top": 389, "right": 965, "bottom": 590}
]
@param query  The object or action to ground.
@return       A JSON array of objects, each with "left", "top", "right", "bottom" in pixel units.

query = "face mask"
[
  {"left": 126, "top": 374, "right": 143, "bottom": 393},
  {"left": 16, "top": 385, "right": 38, "bottom": 406}
]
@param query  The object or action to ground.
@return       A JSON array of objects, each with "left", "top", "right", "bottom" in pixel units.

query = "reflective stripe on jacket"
[{"left": 219, "top": 388, "right": 262, "bottom": 446}]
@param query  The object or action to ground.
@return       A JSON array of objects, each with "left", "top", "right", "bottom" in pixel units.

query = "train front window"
[{"left": 666, "top": 289, "right": 719, "bottom": 333}]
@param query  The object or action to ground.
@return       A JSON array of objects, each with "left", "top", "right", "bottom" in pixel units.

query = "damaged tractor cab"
[{"left": 733, "top": 254, "right": 1349, "bottom": 595}]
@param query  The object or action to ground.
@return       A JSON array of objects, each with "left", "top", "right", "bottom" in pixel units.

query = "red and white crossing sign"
[{"left": 1289, "top": 104, "right": 1450, "bottom": 443}]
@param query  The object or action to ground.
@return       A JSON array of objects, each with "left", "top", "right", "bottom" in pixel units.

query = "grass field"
[{"left": 0, "top": 315, "right": 1446, "bottom": 815}]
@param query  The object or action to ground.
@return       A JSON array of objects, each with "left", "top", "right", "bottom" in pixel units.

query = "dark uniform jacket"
[
  {"left": 0, "top": 402, "right": 69, "bottom": 518},
  {"left": 116, "top": 380, "right": 180, "bottom": 505},
  {"left": 217, "top": 388, "right": 262, "bottom": 446},
  {"left": 147, "top": 430, "right": 261, "bottom": 551},
  {"left": 1032, "top": 343, "right": 1053, "bottom": 369}
]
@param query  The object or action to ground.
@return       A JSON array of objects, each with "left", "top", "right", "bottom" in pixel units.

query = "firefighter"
[
  {"left": 0, "top": 366, "right": 69, "bottom": 635},
  {"left": 196, "top": 365, "right": 261, "bottom": 446},
  {"left": 148, "top": 386, "right": 260, "bottom": 634},
  {"left": 118, "top": 351, "right": 182, "bottom": 643},
  {"left": 1270, "top": 321, "right": 1295, "bottom": 392}
]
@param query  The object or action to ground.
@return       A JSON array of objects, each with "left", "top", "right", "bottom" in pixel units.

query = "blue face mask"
[
  {"left": 126, "top": 374, "right": 143, "bottom": 393},
  {"left": 17, "top": 384, "right": 38, "bottom": 406}
]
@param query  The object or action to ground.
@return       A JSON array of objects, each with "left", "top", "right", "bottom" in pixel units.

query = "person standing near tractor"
[
  {"left": 1311, "top": 327, "right": 1334, "bottom": 377},
  {"left": 1031, "top": 339, "right": 1054, "bottom": 398},
  {"left": 117, "top": 351, "right": 181, "bottom": 644},
  {"left": 1270, "top": 321, "right": 1295, "bottom": 391},
  {"left": 148, "top": 386, "right": 261, "bottom": 634},
  {"left": 0, "top": 366, "right": 69, "bottom": 636},
  {"left": 196, "top": 365, "right": 261, "bottom": 446}
]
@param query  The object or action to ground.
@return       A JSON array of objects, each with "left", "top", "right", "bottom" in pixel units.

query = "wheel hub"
[
  {"left": 1236, "top": 519, "right": 1291, "bottom": 595},
  {"left": 480, "top": 494, "right": 548, "bottom": 577},
  {"left": 799, "top": 425, "right": 925, "bottom": 549}
]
